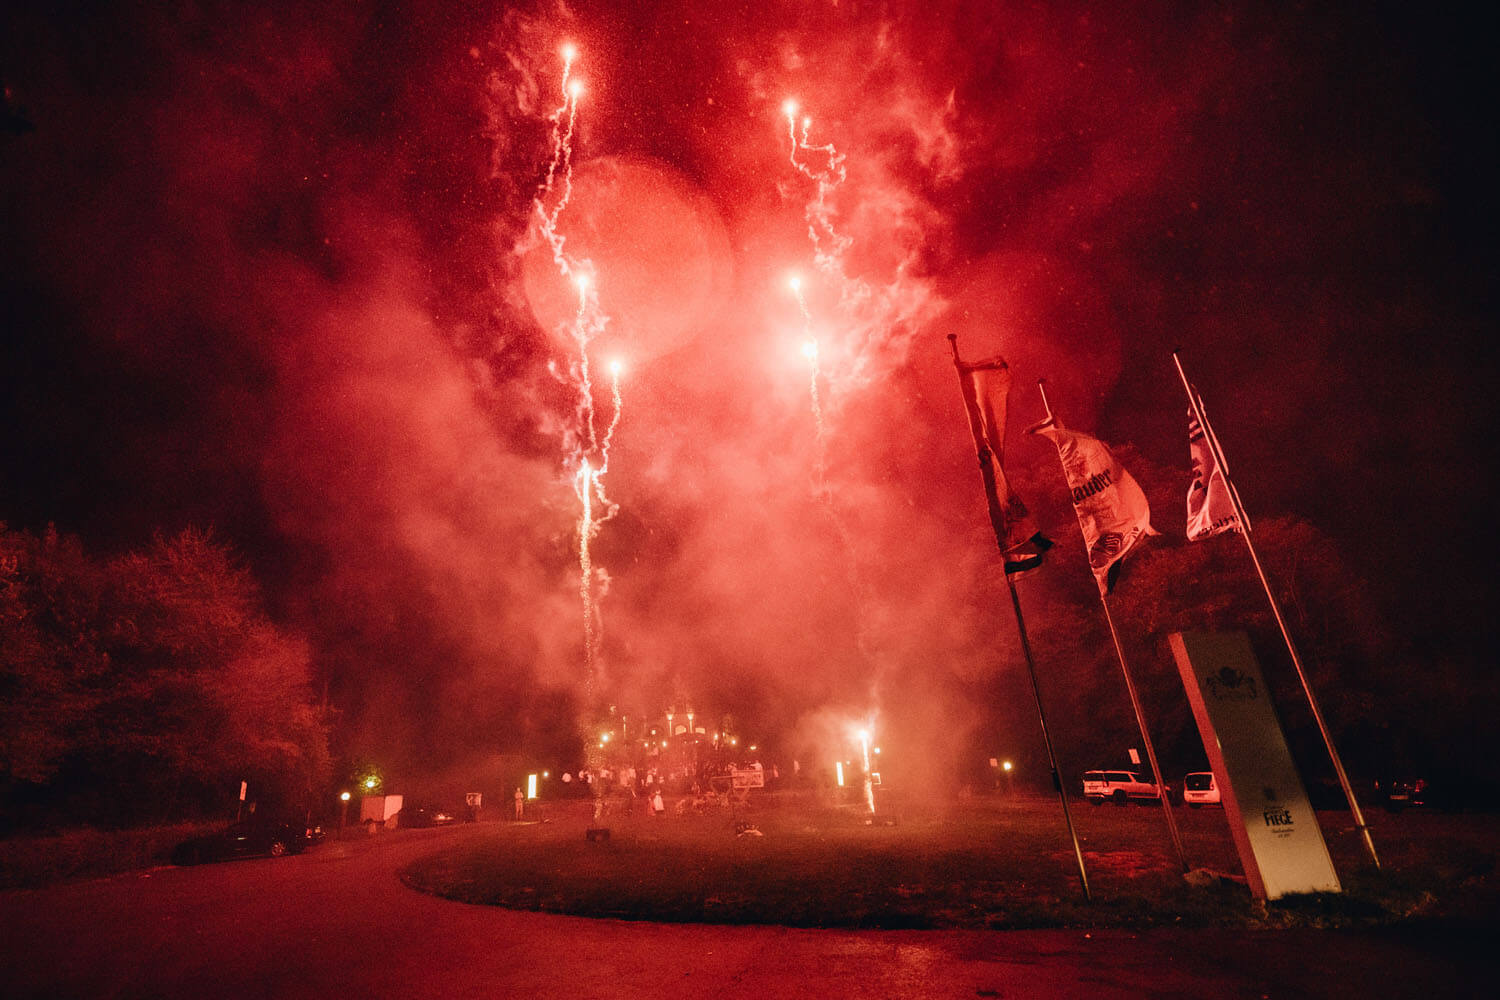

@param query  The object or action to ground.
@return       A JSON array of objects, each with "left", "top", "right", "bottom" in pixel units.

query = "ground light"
[{"left": 858, "top": 729, "right": 876, "bottom": 814}]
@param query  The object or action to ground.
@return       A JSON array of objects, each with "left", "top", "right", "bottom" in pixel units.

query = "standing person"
[
  {"left": 652, "top": 788, "right": 665, "bottom": 817},
  {"left": 513, "top": 787, "right": 524, "bottom": 821}
]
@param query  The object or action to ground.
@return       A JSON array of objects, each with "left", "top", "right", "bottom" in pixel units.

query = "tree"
[
  {"left": 0, "top": 524, "right": 331, "bottom": 829},
  {"left": 0, "top": 525, "right": 110, "bottom": 791},
  {"left": 1100, "top": 516, "right": 1398, "bottom": 778}
]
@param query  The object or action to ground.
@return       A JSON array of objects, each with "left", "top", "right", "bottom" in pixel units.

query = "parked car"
[
  {"left": 1182, "top": 771, "right": 1221, "bottom": 808},
  {"left": 399, "top": 802, "right": 458, "bottom": 828},
  {"left": 1381, "top": 777, "right": 1428, "bottom": 813},
  {"left": 1082, "top": 770, "right": 1164, "bottom": 805},
  {"left": 172, "top": 819, "right": 308, "bottom": 865}
]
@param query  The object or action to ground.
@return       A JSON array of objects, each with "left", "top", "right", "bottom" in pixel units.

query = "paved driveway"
[{"left": 1, "top": 823, "right": 1492, "bottom": 998}]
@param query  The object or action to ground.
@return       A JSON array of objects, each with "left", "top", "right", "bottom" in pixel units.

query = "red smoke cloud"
[{"left": 2, "top": 1, "right": 1490, "bottom": 786}]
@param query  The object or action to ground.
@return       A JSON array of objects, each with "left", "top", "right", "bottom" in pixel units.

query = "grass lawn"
[{"left": 399, "top": 790, "right": 1500, "bottom": 930}]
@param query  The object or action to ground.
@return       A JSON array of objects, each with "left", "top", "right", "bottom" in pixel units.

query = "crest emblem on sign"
[{"left": 1205, "top": 666, "right": 1257, "bottom": 701}]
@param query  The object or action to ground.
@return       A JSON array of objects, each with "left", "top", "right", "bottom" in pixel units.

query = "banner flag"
[
  {"left": 1173, "top": 353, "right": 1381, "bottom": 869},
  {"left": 1030, "top": 417, "right": 1155, "bottom": 593},
  {"left": 951, "top": 352, "right": 1051, "bottom": 575},
  {"left": 1187, "top": 394, "right": 1246, "bottom": 540}
]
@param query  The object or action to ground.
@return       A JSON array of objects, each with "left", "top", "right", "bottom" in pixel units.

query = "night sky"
[{"left": 2, "top": 1, "right": 1493, "bottom": 780}]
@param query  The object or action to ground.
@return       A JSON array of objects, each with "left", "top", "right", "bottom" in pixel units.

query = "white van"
[{"left": 1183, "top": 771, "right": 1220, "bottom": 807}]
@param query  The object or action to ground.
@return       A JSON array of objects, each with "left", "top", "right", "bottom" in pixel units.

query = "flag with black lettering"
[
  {"left": 1030, "top": 418, "right": 1154, "bottom": 594},
  {"left": 951, "top": 353, "right": 1051, "bottom": 575},
  {"left": 1187, "top": 402, "right": 1245, "bottom": 540}
]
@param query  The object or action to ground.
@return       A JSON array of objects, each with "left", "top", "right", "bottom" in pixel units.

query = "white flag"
[
  {"left": 1031, "top": 420, "right": 1154, "bottom": 594},
  {"left": 1187, "top": 406, "right": 1244, "bottom": 540}
]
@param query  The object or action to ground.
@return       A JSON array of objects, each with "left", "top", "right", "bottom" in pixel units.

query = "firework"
[
  {"left": 531, "top": 44, "right": 625, "bottom": 693},
  {"left": 788, "top": 274, "right": 826, "bottom": 460},
  {"left": 783, "top": 99, "right": 851, "bottom": 276}
]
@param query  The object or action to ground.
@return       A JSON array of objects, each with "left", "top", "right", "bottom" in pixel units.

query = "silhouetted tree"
[{"left": 0, "top": 524, "right": 330, "bottom": 830}]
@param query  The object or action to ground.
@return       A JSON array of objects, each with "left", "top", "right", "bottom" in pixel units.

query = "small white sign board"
[
  {"left": 730, "top": 768, "right": 765, "bottom": 789},
  {"left": 1169, "top": 631, "right": 1340, "bottom": 900},
  {"left": 360, "top": 794, "right": 404, "bottom": 824}
]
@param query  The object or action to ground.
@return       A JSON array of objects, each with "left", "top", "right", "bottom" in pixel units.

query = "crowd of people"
[{"left": 563, "top": 760, "right": 773, "bottom": 819}]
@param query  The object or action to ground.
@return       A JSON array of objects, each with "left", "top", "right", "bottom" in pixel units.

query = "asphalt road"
[{"left": 1, "top": 822, "right": 1493, "bottom": 999}]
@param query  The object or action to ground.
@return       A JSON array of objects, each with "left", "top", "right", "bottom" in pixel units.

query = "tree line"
[{"left": 1, "top": 523, "right": 331, "bottom": 833}]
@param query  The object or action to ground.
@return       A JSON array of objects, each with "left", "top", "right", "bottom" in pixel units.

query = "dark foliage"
[{"left": 0, "top": 523, "right": 331, "bottom": 832}]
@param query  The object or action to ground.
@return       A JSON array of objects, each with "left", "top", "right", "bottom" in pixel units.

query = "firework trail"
[
  {"left": 783, "top": 100, "right": 851, "bottom": 280},
  {"left": 781, "top": 100, "right": 853, "bottom": 498},
  {"left": 781, "top": 98, "right": 939, "bottom": 394},
  {"left": 781, "top": 98, "right": 891, "bottom": 722},
  {"left": 537, "top": 44, "right": 583, "bottom": 273},
  {"left": 532, "top": 44, "right": 622, "bottom": 696},
  {"left": 789, "top": 275, "right": 826, "bottom": 478}
]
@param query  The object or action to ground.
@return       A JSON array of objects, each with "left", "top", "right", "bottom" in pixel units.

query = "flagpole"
[
  {"left": 1035, "top": 382, "right": 1190, "bottom": 874},
  {"left": 948, "top": 335, "right": 1091, "bottom": 902},
  {"left": 1006, "top": 570, "right": 1092, "bottom": 902},
  {"left": 1172, "top": 352, "right": 1380, "bottom": 869}
]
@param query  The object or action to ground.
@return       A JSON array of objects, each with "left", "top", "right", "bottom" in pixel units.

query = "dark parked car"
[
  {"left": 1381, "top": 778, "right": 1430, "bottom": 813},
  {"left": 172, "top": 820, "right": 308, "bottom": 865},
  {"left": 399, "top": 802, "right": 458, "bottom": 828}
]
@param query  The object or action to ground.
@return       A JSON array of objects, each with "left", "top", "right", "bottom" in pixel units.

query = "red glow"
[{"left": 5, "top": 2, "right": 1472, "bottom": 803}]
